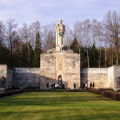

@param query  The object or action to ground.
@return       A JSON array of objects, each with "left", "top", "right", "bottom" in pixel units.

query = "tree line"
[{"left": 0, "top": 11, "right": 120, "bottom": 68}]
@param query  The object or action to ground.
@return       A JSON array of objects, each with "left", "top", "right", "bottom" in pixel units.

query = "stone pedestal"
[{"left": 40, "top": 52, "right": 80, "bottom": 89}]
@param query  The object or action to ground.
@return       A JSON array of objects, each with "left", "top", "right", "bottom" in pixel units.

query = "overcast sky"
[{"left": 0, "top": 0, "right": 120, "bottom": 29}]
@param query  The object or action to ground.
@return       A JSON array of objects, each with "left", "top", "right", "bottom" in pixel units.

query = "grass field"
[{"left": 0, "top": 92, "right": 120, "bottom": 120}]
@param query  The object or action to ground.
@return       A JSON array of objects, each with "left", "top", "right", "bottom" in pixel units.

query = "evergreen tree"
[
  {"left": 89, "top": 43, "right": 98, "bottom": 67},
  {"left": 0, "top": 43, "right": 10, "bottom": 65},
  {"left": 33, "top": 32, "right": 41, "bottom": 67},
  {"left": 80, "top": 46, "right": 88, "bottom": 68},
  {"left": 70, "top": 37, "right": 79, "bottom": 53},
  {"left": 21, "top": 42, "right": 34, "bottom": 67}
]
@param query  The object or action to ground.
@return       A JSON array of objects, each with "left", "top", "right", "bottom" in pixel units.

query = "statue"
[
  {"left": 55, "top": 19, "right": 65, "bottom": 51},
  {"left": 47, "top": 19, "right": 73, "bottom": 53}
]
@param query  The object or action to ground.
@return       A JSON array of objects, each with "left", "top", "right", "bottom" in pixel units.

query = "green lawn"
[{"left": 0, "top": 92, "right": 120, "bottom": 120}]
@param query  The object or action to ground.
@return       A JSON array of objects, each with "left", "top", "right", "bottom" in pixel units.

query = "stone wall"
[
  {"left": 0, "top": 65, "right": 13, "bottom": 89},
  {"left": 6, "top": 67, "right": 13, "bottom": 89},
  {"left": 81, "top": 66, "right": 120, "bottom": 90},
  {"left": 81, "top": 68, "right": 108, "bottom": 88},
  {"left": 108, "top": 66, "right": 114, "bottom": 89},
  {"left": 13, "top": 68, "right": 40, "bottom": 89},
  {"left": 65, "top": 55, "right": 80, "bottom": 89},
  {"left": 0, "top": 65, "right": 7, "bottom": 78},
  {"left": 112, "top": 66, "right": 120, "bottom": 90},
  {"left": 1, "top": 64, "right": 120, "bottom": 90},
  {"left": 0, "top": 65, "right": 7, "bottom": 89},
  {"left": 40, "top": 52, "right": 80, "bottom": 89},
  {"left": 40, "top": 54, "right": 56, "bottom": 89}
]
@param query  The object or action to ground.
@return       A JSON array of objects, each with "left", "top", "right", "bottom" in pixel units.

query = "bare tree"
[
  {"left": 90, "top": 19, "right": 101, "bottom": 45},
  {"left": 0, "top": 21, "right": 5, "bottom": 45},
  {"left": 5, "top": 19, "right": 18, "bottom": 66},
  {"left": 109, "top": 44, "right": 114, "bottom": 66},
  {"left": 105, "top": 42, "right": 107, "bottom": 67},
  {"left": 96, "top": 22, "right": 103, "bottom": 68},
  {"left": 65, "top": 25, "right": 73, "bottom": 48},
  {"left": 19, "top": 23, "right": 30, "bottom": 43},
  {"left": 83, "top": 19, "right": 91, "bottom": 68},
  {"left": 30, "top": 21, "right": 41, "bottom": 34},
  {"left": 42, "top": 24, "right": 55, "bottom": 52},
  {"left": 18, "top": 23, "right": 32, "bottom": 66},
  {"left": 29, "top": 21, "right": 41, "bottom": 48},
  {"left": 98, "top": 36, "right": 103, "bottom": 68},
  {"left": 102, "top": 11, "right": 120, "bottom": 65},
  {"left": 74, "top": 21, "right": 84, "bottom": 47}
]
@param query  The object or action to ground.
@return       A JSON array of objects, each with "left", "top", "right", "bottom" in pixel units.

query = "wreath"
[{"left": 59, "top": 32, "right": 64, "bottom": 36}]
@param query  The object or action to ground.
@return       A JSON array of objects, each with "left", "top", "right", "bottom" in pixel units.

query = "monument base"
[{"left": 40, "top": 52, "right": 80, "bottom": 89}]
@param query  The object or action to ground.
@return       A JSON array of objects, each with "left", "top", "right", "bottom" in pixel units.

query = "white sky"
[{"left": 0, "top": 0, "right": 120, "bottom": 29}]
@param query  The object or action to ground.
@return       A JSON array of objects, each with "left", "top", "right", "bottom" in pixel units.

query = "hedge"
[
  {"left": 90, "top": 89, "right": 120, "bottom": 101},
  {"left": 0, "top": 89, "right": 25, "bottom": 98}
]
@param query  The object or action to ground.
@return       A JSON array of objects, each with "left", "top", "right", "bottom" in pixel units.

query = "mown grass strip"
[{"left": 0, "top": 92, "right": 120, "bottom": 120}]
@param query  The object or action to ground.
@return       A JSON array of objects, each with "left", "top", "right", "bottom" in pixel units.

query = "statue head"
[{"left": 59, "top": 19, "right": 62, "bottom": 24}]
